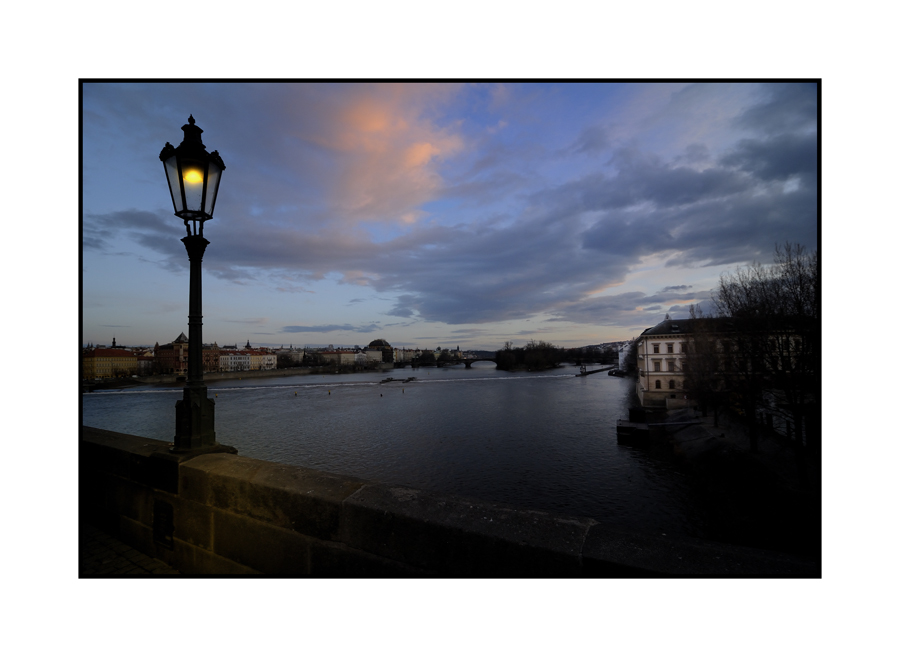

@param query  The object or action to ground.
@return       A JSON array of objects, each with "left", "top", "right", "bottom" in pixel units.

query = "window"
[
  {"left": 653, "top": 344, "right": 659, "bottom": 354},
  {"left": 653, "top": 361, "right": 661, "bottom": 372},
  {"left": 655, "top": 380, "right": 661, "bottom": 389},
  {"left": 668, "top": 361, "right": 676, "bottom": 372},
  {"left": 668, "top": 380, "right": 675, "bottom": 389},
  {"left": 667, "top": 343, "right": 674, "bottom": 353}
]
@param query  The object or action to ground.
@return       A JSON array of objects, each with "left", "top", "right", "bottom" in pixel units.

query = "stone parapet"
[{"left": 80, "top": 426, "right": 819, "bottom": 577}]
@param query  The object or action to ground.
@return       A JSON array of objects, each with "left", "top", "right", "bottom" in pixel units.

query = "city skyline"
[{"left": 82, "top": 82, "right": 818, "bottom": 350}]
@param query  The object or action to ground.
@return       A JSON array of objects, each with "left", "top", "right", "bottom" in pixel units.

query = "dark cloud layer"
[
  {"left": 721, "top": 131, "right": 817, "bottom": 182},
  {"left": 735, "top": 83, "right": 818, "bottom": 136}
]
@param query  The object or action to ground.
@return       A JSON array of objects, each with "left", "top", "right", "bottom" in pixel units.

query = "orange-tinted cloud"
[{"left": 300, "top": 84, "right": 466, "bottom": 223}]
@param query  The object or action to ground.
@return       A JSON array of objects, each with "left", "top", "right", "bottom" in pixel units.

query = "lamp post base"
[{"left": 173, "top": 384, "right": 233, "bottom": 453}]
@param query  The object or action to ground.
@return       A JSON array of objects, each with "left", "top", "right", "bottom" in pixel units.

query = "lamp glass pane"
[
  {"left": 205, "top": 160, "right": 222, "bottom": 217},
  {"left": 181, "top": 157, "right": 206, "bottom": 214},
  {"left": 164, "top": 155, "right": 183, "bottom": 213}
]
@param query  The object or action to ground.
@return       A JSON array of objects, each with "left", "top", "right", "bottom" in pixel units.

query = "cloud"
[
  {"left": 735, "top": 83, "right": 818, "bottom": 136},
  {"left": 338, "top": 271, "right": 377, "bottom": 286},
  {"left": 575, "top": 126, "right": 818, "bottom": 269},
  {"left": 387, "top": 295, "right": 419, "bottom": 318},
  {"left": 282, "top": 323, "right": 381, "bottom": 334},
  {"left": 105, "top": 124, "right": 814, "bottom": 330},
  {"left": 221, "top": 318, "right": 268, "bottom": 325},
  {"left": 548, "top": 287, "right": 714, "bottom": 328},
  {"left": 587, "top": 146, "right": 752, "bottom": 210},
  {"left": 83, "top": 210, "right": 187, "bottom": 277},
  {"left": 83, "top": 82, "right": 818, "bottom": 341},
  {"left": 298, "top": 84, "right": 467, "bottom": 223},
  {"left": 572, "top": 125, "right": 610, "bottom": 155},
  {"left": 82, "top": 234, "right": 108, "bottom": 251},
  {"left": 720, "top": 131, "right": 817, "bottom": 182}
]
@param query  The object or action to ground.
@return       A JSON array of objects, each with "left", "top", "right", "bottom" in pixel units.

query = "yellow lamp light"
[
  {"left": 183, "top": 168, "right": 204, "bottom": 184},
  {"left": 159, "top": 115, "right": 226, "bottom": 231}
]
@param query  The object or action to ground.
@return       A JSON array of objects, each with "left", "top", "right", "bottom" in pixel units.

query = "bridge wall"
[{"left": 80, "top": 426, "right": 818, "bottom": 577}]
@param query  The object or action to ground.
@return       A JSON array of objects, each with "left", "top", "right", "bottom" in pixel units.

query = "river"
[{"left": 81, "top": 363, "right": 708, "bottom": 538}]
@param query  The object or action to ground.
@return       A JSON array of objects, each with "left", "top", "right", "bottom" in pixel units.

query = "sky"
[{"left": 82, "top": 81, "right": 818, "bottom": 351}]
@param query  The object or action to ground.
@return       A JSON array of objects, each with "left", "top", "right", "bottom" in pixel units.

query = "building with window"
[
  {"left": 83, "top": 348, "right": 138, "bottom": 379},
  {"left": 249, "top": 350, "right": 277, "bottom": 371},
  {"left": 635, "top": 314, "right": 816, "bottom": 447},
  {"left": 219, "top": 350, "right": 251, "bottom": 372},
  {"left": 366, "top": 339, "right": 392, "bottom": 363},
  {"left": 155, "top": 333, "right": 190, "bottom": 375},
  {"left": 156, "top": 334, "right": 223, "bottom": 374},
  {"left": 275, "top": 346, "right": 305, "bottom": 368},
  {"left": 393, "top": 347, "right": 423, "bottom": 363},
  {"left": 635, "top": 318, "right": 694, "bottom": 408},
  {"left": 320, "top": 350, "right": 359, "bottom": 367}
]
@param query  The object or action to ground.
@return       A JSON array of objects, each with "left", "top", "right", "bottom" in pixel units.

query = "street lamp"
[{"left": 159, "top": 115, "right": 234, "bottom": 454}]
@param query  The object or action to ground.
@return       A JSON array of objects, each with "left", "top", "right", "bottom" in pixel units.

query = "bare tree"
[
  {"left": 714, "top": 243, "right": 820, "bottom": 457},
  {"left": 683, "top": 304, "right": 724, "bottom": 427}
]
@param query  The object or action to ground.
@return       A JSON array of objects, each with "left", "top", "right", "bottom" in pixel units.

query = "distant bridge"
[
  {"left": 408, "top": 357, "right": 498, "bottom": 368},
  {"left": 436, "top": 358, "right": 497, "bottom": 368},
  {"left": 457, "top": 358, "right": 497, "bottom": 368}
]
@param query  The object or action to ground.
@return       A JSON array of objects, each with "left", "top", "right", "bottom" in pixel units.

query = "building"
[
  {"left": 636, "top": 315, "right": 816, "bottom": 446},
  {"left": 275, "top": 346, "right": 305, "bottom": 368},
  {"left": 635, "top": 318, "right": 695, "bottom": 408},
  {"left": 320, "top": 350, "right": 359, "bottom": 367},
  {"left": 393, "top": 347, "right": 422, "bottom": 363},
  {"left": 219, "top": 350, "right": 250, "bottom": 372},
  {"left": 249, "top": 349, "right": 277, "bottom": 371},
  {"left": 366, "top": 339, "right": 392, "bottom": 363},
  {"left": 83, "top": 347, "right": 138, "bottom": 379},
  {"left": 201, "top": 343, "right": 221, "bottom": 372},
  {"left": 155, "top": 333, "right": 190, "bottom": 375},
  {"left": 137, "top": 355, "right": 155, "bottom": 376},
  {"left": 156, "top": 333, "right": 222, "bottom": 374}
]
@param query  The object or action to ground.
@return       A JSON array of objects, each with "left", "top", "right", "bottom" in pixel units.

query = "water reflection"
[{"left": 82, "top": 364, "right": 705, "bottom": 538}]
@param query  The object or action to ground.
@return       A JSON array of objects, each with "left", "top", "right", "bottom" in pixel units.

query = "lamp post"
[{"left": 159, "top": 116, "right": 233, "bottom": 453}]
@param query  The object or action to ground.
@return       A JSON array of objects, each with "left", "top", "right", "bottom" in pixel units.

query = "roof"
[
  {"left": 86, "top": 348, "right": 135, "bottom": 358},
  {"left": 640, "top": 317, "right": 735, "bottom": 337}
]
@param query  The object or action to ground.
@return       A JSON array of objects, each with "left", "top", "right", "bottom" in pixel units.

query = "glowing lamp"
[
  {"left": 159, "top": 115, "right": 225, "bottom": 235},
  {"left": 157, "top": 115, "right": 235, "bottom": 454}
]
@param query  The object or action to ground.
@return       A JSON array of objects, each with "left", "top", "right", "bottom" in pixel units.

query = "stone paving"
[{"left": 80, "top": 523, "right": 180, "bottom": 576}]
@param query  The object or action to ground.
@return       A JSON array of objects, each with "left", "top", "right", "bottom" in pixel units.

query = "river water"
[{"left": 82, "top": 363, "right": 707, "bottom": 538}]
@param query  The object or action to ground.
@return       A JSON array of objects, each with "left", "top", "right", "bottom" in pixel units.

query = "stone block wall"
[{"left": 80, "top": 426, "right": 818, "bottom": 577}]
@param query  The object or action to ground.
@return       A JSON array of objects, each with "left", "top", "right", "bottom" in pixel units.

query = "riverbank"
[
  {"left": 82, "top": 364, "right": 399, "bottom": 391},
  {"left": 653, "top": 406, "right": 821, "bottom": 558},
  {"left": 84, "top": 360, "right": 590, "bottom": 390}
]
